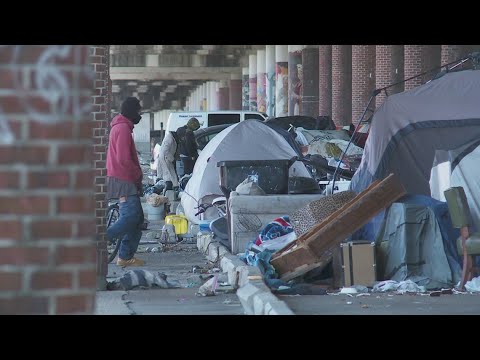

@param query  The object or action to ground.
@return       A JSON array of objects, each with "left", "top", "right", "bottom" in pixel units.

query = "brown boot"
[{"left": 116, "top": 257, "right": 146, "bottom": 267}]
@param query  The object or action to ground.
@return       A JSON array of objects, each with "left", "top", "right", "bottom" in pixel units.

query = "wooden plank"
[
  {"left": 272, "top": 180, "right": 381, "bottom": 261},
  {"left": 271, "top": 174, "right": 406, "bottom": 279},
  {"left": 306, "top": 174, "right": 405, "bottom": 254}
]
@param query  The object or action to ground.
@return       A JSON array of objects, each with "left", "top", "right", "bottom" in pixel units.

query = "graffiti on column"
[
  {"left": 0, "top": 45, "right": 93, "bottom": 144},
  {"left": 257, "top": 72, "right": 266, "bottom": 113},
  {"left": 266, "top": 71, "right": 276, "bottom": 117},
  {"left": 289, "top": 50, "right": 303, "bottom": 116},
  {"left": 275, "top": 62, "right": 288, "bottom": 117},
  {"left": 242, "top": 74, "right": 249, "bottom": 110},
  {"left": 249, "top": 76, "right": 257, "bottom": 111}
]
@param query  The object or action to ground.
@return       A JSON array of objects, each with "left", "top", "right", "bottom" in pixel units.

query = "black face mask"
[{"left": 132, "top": 113, "right": 142, "bottom": 125}]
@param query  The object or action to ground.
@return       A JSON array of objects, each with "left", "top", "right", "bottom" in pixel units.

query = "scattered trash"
[
  {"left": 223, "top": 299, "right": 232, "bottom": 305},
  {"left": 361, "top": 304, "right": 369, "bottom": 308},
  {"left": 353, "top": 285, "right": 369, "bottom": 293},
  {"left": 465, "top": 276, "right": 480, "bottom": 293},
  {"left": 208, "top": 267, "right": 221, "bottom": 273},
  {"left": 356, "top": 293, "right": 371, "bottom": 297},
  {"left": 373, "top": 280, "right": 426, "bottom": 294},
  {"left": 346, "top": 301, "right": 353, "bottom": 305},
  {"left": 340, "top": 287, "right": 358, "bottom": 294},
  {"left": 109, "top": 270, "right": 181, "bottom": 291},
  {"left": 196, "top": 275, "right": 218, "bottom": 297}
]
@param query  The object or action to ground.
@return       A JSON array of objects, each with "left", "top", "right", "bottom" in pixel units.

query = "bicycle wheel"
[{"left": 106, "top": 204, "right": 121, "bottom": 263}]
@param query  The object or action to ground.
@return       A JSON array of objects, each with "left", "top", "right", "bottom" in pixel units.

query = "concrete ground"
[
  {"left": 280, "top": 291, "right": 480, "bottom": 315},
  {"left": 95, "top": 218, "right": 244, "bottom": 315},
  {"left": 96, "top": 189, "right": 480, "bottom": 315}
]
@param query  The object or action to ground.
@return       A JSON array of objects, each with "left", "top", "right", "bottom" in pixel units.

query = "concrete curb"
[{"left": 197, "top": 234, "right": 294, "bottom": 315}]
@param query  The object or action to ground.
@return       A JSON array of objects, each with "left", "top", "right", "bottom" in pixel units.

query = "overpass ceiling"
[{"left": 110, "top": 45, "right": 261, "bottom": 111}]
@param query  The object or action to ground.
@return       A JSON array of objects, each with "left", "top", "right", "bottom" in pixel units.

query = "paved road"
[{"left": 280, "top": 292, "right": 480, "bottom": 315}]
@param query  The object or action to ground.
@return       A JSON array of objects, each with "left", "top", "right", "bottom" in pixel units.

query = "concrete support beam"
[
  {"left": 256, "top": 49, "right": 266, "bottom": 113},
  {"left": 265, "top": 45, "right": 276, "bottom": 117},
  {"left": 249, "top": 55, "right": 257, "bottom": 111},
  {"left": 110, "top": 66, "right": 242, "bottom": 81},
  {"left": 288, "top": 45, "right": 305, "bottom": 116},
  {"left": 229, "top": 73, "right": 242, "bottom": 110},
  {"left": 275, "top": 45, "right": 288, "bottom": 117},
  {"left": 242, "top": 67, "right": 249, "bottom": 110},
  {"left": 302, "top": 46, "right": 319, "bottom": 118}
]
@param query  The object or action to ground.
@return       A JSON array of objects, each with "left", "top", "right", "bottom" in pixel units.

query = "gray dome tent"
[{"left": 351, "top": 69, "right": 480, "bottom": 240}]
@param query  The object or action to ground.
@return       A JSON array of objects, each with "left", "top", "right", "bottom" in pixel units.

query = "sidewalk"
[
  {"left": 95, "top": 216, "right": 480, "bottom": 315},
  {"left": 95, "top": 219, "right": 246, "bottom": 315}
]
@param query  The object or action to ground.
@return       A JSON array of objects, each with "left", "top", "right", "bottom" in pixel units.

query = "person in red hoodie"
[{"left": 106, "top": 97, "right": 146, "bottom": 267}]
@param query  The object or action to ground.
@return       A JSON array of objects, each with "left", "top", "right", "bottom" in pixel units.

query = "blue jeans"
[{"left": 107, "top": 195, "right": 144, "bottom": 261}]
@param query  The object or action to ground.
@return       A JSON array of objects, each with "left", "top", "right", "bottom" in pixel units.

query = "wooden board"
[{"left": 271, "top": 174, "right": 406, "bottom": 280}]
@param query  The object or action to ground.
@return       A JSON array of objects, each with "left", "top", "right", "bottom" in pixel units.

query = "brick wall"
[
  {"left": 404, "top": 45, "right": 441, "bottom": 90},
  {"left": 440, "top": 45, "right": 475, "bottom": 69},
  {"left": 332, "top": 45, "right": 352, "bottom": 126},
  {"left": 90, "top": 46, "right": 110, "bottom": 291},
  {"left": 351, "top": 45, "right": 376, "bottom": 125},
  {"left": 318, "top": 45, "right": 332, "bottom": 118},
  {"left": 375, "top": 45, "right": 404, "bottom": 108},
  {"left": 0, "top": 45, "right": 96, "bottom": 314}
]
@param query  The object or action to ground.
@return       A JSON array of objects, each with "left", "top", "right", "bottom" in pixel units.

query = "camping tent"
[
  {"left": 430, "top": 138, "right": 480, "bottom": 231},
  {"left": 181, "top": 119, "right": 312, "bottom": 224},
  {"left": 351, "top": 69, "right": 480, "bottom": 240}
]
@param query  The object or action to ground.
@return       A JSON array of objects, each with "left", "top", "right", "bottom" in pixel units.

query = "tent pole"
[{"left": 332, "top": 89, "right": 381, "bottom": 190}]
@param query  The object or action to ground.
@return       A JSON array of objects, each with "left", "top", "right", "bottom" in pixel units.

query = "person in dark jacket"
[
  {"left": 106, "top": 97, "right": 146, "bottom": 267},
  {"left": 176, "top": 117, "right": 200, "bottom": 174}
]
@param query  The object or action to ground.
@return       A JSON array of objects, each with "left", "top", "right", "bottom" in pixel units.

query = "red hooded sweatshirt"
[{"left": 106, "top": 114, "right": 143, "bottom": 186}]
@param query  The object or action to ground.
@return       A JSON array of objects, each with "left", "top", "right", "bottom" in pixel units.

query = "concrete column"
[
  {"left": 0, "top": 45, "right": 97, "bottom": 314},
  {"left": 265, "top": 45, "right": 276, "bottom": 117},
  {"left": 275, "top": 45, "right": 288, "bottom": 117},
  {"left": 302, "top": 45, "right": 319, "bottom": 118},
  {"left": 249, "top": 54, "right": 257, "bottom": 111},
  {"left": 195, "top": 88, "right": 201, "bottom": 111},
  {"left": 242, "top": 67, "right": 249, "bottom": 110},
  {"left": 375, "top": 45, "right": 404, "bottom": 108},
  {"left": 319, "top": 45, "right": 332, "bottom": 118},
  {"left": 218, "top": 80, "right": 230, "bottom": 110},
  {"left": 404, "top": 45, "right": 441, "bottom": 91},
  {"left": 256, "top": 49, "right": 267, "bottom": 113},
  {"left": 288, "top": 45, "right": 305, "bottom": 116},
  {"left": 352, "top": 45, "right": 376, "bottom": 125},
  {"left": 205, "top": 82, "right": 211, "bottom": 110},
  {"left": 229, "top": 73, "right": 242, "bottom": 110},
  {"left": 201, "top": 83, "right": 207, "bottom": 111},
  {"left": 146, "top": 54, "right": 159, "bottom": 67},
  {"left": 332, "top": 45, "right": 352, "bottom": 126},
  {"left": 209, "top": 81, "right": 217, "bottom": 110}
]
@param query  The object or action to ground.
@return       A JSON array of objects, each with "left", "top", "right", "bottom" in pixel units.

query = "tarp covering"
[
  {"left": 181, "top": 119, "right": 311, "bottom": 224},
  {"left": 377, "top": 202, "right": 457, "bottom": 289}
]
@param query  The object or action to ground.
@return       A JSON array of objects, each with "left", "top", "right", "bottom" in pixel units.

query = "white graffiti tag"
[{"left": 0, "top": 45, "right": 94, "bottom": 144}]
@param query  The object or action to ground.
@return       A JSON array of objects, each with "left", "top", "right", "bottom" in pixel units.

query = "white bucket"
[{"left": 147, "top": 203, "right": 165, "bottom": 221}]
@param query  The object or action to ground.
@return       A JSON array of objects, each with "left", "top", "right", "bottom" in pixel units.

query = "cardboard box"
[{"left": 341, "top": 241, "right": 377, "bottom": 287}]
